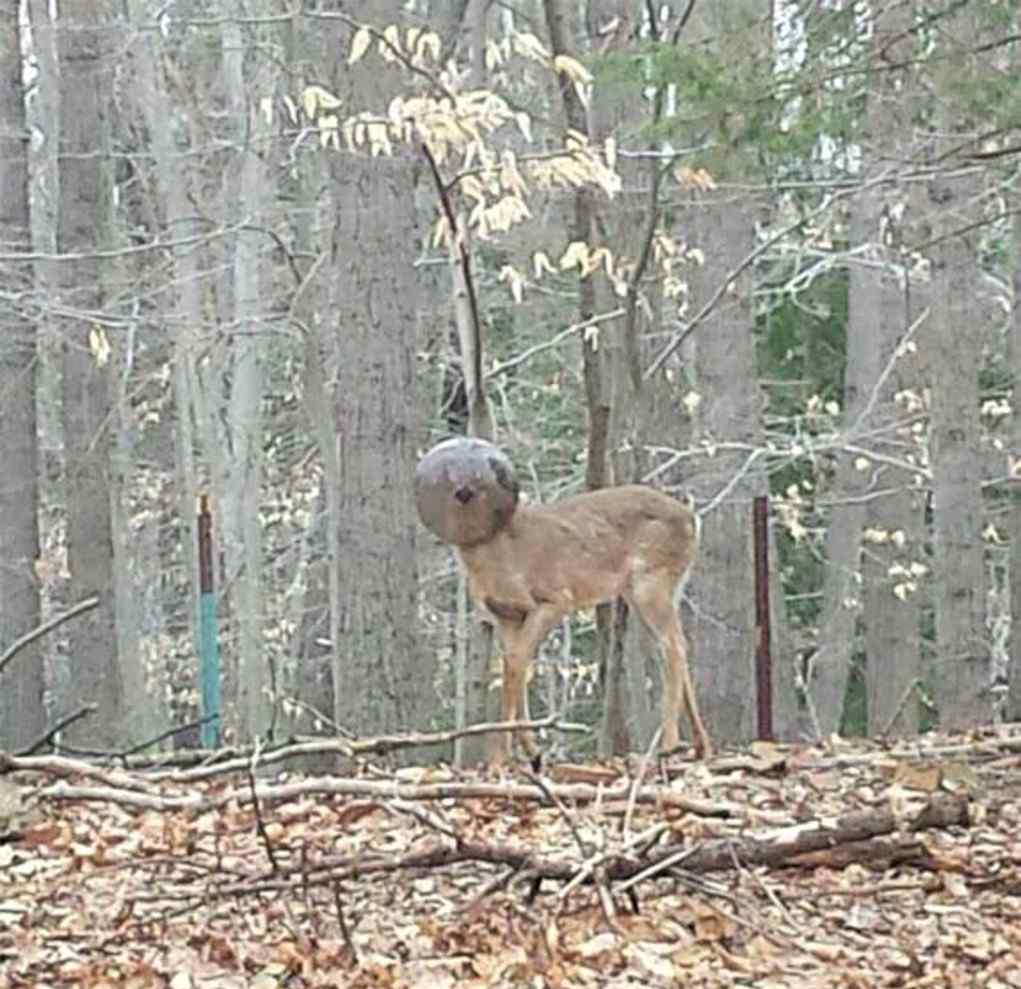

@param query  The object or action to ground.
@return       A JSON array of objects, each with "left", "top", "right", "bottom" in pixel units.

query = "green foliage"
[
  {"left": 592, "top": 40, "right": 779, "bottom": 175},
  {"left": 842, "top": 651, "right": 867, "bottom": 737},
  {"left": 756, "top": 272, "right": 849, "bottom": 630},
  {"left": 758, "top": 279, "right": 848, "bottom": 416},
  {"left": 591, "top": 19, "right": 868, "bottom": 176},
  {"left": 935, "top": 53, "right": 1021, "bottom": 130}
]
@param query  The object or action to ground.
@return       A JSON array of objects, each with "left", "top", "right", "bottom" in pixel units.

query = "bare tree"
[
  {"left": 929, "top": 170, "right": 990, "bottom": 729},
  {"left": 56, "top": 0, "right": 122, "bottom": 748},
  {"left": 128, "top": 0, "right": 202, "bottom": 735},
  {"left": 1010, "top": 188, "right": 1021, "bottom": 723},
  {"left": 0, "top": 2, "right": 44, "bottom": 748},
  {"left": 327, "top": 5, "right": 432, "bottom": 744},
  {"left": 684, "top": 194, "right": 760, "bottom": 746},
  {"left": 221, "top": 18, "right": 272, "bottom": 742}
]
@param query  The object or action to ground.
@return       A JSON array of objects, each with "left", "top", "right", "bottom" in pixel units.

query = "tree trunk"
[
  {"left": 328, "top": 11, "right": 431, "bottom": 747},
  {"left": 809, "top": 195, "right": 880, "bottom": 736},
  {"left": 1009, "top": 191, "right": 1021, "bottom": 722},
  {"left": 859, "top": 9, "right": 924, "bottom": 739},
  {"left": 0, "top": 3, "right": 45, "bottom": 749},
  {"left": 929, "top": 171, "right": 990, "bottom": 730},
  {"left": 685, "top": 198, "right": 759, "bottom": 747},
  {"left": 453, "top": 0, "right": 495, "bottom": 768},
  {"left": 222, "top": 18, "right": 271, "bottom": 742},
  {"left": 130, "top": 0, "right": 202, "bottom": 738},
  {"left": 56, "top": 0, "right": 121, "bottom": 749}
]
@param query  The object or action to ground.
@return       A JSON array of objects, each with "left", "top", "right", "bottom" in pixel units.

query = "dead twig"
[{"left": 0, "top": 596, "right": 100, "bottom": 676}]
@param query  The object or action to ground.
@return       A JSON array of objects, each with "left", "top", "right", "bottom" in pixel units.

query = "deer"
[{"left": 415, "top": 437, "right": 714, "bottom": 764}]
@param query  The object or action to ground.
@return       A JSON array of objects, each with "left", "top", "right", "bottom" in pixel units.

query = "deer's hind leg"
[
  {"left": 628, "top": 571, "right": 713, "bottom": 759},
  {"left": 492, "top": 604, "right": 563, "bottom": 763}
]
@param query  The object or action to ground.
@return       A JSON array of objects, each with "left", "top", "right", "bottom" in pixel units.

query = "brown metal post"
[
  {"left": 753, "top": 495, "right": 773, "bottom": 740},
  {"left": 198, "top": 494, "right": 214, "bottom": 594}
]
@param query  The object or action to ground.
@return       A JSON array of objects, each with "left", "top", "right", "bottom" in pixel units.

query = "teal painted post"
[{"left": 197, "top": 495, "right": 221, "bottom": 748}]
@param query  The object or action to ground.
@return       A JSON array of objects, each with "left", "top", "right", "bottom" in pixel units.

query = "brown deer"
[{"left": 415, "top": 438, "right": 713, "bottom": 763}]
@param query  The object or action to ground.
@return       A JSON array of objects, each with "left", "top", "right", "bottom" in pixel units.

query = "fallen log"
[{"left": 138, "top": 792, "right": 969, "bottom": 912}]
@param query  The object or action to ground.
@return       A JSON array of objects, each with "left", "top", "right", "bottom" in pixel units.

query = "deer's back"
[
  {"left": 460, "top": 484, "right": 697, "bottom": 616},
  {"left": 538, "top": 484, "right": 696, "bottom": 566}
]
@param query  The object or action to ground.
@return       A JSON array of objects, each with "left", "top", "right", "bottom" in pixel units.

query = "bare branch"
[{"left": 0, "top": 596, "right": 100, "bottom": 676}]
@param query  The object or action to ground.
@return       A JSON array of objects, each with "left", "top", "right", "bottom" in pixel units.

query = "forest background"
[{"left": 1, "top": 0, "right": 1019, "bottom": 765}]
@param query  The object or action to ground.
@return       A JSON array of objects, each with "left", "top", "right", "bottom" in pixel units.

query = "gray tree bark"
[
  {"left": 222, "top": 18, "right": 271, "bottom": 742},
  {"left": 859, "top": 10, "right": 924, "bottom": 739},
  {"left": 929, "top": 170, "right": 990, "bottom": 730},
  {"left": 0, "top": 3, "right": 45, "bottom": 748},
  {"left": 452, "top": 0, "right": 496, "bottom": 768},
  {"left": 1010, "top": 190, "right": 1021, "bottom": 722},
  {"left": 56, "top": 0, "right": 121, "bottom": 748},
  {"left": 685, "top": 195, "right": 759, "bottom": 746},
  {"left": 130, "top": 0, "right": 202, "bottom": 737},
  {"left": 328, "top": 8, "right": 432, "bottom": 745}
]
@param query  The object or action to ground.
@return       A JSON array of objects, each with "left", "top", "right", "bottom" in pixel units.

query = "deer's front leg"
[{"left": 491, "top": 604, "right": 563, "bottom": 764}]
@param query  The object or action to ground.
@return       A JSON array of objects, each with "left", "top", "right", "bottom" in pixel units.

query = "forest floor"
[{"left": 2, "top": 727, "right": 1021, "bottom": 988}]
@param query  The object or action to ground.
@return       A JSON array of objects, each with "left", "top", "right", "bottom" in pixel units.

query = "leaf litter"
[{"left": 1, "top": 727, "right": 1020, "bottom": 987}]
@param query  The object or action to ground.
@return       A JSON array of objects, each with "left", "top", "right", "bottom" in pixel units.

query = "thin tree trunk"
[
  {"left": 0, "top": 2, "right": 44, "bottom": 748},
  {"left": 929, "top": 168, "right": 990, "bottom": 730},
  {"left": 452, "top": 0, "right": 496, "bottom": 767},
  {"left": 56, "top": 0, "right": 122, "bottom": 749},
  {"left": 685, "top": 196, "right": 759, "bottom": 747},
  {"left": 130, "top": 2, "right": 204, "bottom": 741},
  {"left": 810, "top": 187, "right": 881, "bottom": 735},
  {"left": 222, "top": 18, "right": 271, "bottom": 742},
  {"left": 1009, "top": 191, "right": 1021, "bottom": 722},
  {"left": 856, "top": 6, "right": 924, "bottom": 740}
]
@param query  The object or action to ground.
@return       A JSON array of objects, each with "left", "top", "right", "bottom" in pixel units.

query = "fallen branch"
[
  {"left": 0, "top": 751, "right": 155, "bottom": 793},
  {"left": 129, "top": 793, "right": 970, "bottom": 909},
  {"left": 162, "top": 716, "right": 587, "bottom": 780},
  {"left": 2, "top": 716, "right": 588, "bottom": 784},
  {"left": 37, "top": 773, "right": 736, "bottom": 818}
]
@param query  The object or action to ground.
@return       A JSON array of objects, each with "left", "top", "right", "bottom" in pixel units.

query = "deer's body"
[{"left": 457, "top": 485, "right": 713, "bottom": 762}]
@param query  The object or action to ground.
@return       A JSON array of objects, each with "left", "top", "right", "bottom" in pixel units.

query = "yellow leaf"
[
  {"left": 532, "top": 252, "right": 555, "bottom": 278},
  {"left": 417, "top": 31, "right": 441, "bottom": 62},
  {"left": 387, "top": 96, "right": 404, "bottom": 129},
  {"left": 497, "top": 265, "right": 525, "bottom": 303},
  {"left": 348, "top": 26, "right": 372, "bottom": 65},
  {"left": 511, "top": 31, "right": 550, "bottom": 62},
  {"left": 559, "top": 241, "right": 589, "bottom": 271},
  {"left": 318, "top": 114, "right": 338, "bottom": 148},
  {"left": 381, "top": 24, "right": 401, "bottom": 60},
  {"left": 88, "top": 327, "right": 111, "bottom": 367},
  {"left": 484, "top": 40, "right": 503, "bottom": 70},
  {"left": 983, "top": 523, "right": 1005, "bottom": 545},
  {"left": 604, "top": 136, "right": 616, "bottom": 169},
  {"left": 301, "top": 85, "right": 340, "bottom": 118},
  {"left": 553, "top": 54, "right": 593, "bottom": 85},
  {"left": 460, "top": 175, "right": 486, "bottom": 203}
]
